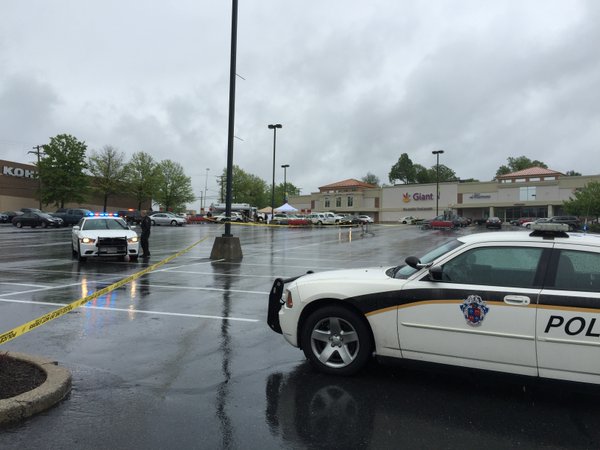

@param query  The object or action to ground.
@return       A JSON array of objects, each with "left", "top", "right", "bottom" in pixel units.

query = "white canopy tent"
[{"left": 274, "top": 203, "right": 298, "bottom": 213}]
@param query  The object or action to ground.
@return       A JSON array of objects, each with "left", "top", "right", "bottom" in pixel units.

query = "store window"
[{"left": 519, "top": 186, "right": 536, "bottom": 201}]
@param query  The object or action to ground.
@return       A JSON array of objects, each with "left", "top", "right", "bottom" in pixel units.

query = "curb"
[{"left": 0, "top": 352, "right": 72, "bottom": 425}]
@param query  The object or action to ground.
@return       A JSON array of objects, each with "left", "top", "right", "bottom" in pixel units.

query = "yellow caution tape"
[{"left": 0, "top": 236, "right": 211, "bottom": 346}]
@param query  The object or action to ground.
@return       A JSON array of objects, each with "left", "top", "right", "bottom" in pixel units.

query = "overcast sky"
[{"left": 1, "top": 0, "right": 599, "bottom": 207}]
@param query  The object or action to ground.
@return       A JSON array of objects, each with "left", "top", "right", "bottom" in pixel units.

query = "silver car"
[{"left": 149, "top": 212, "right": 186, "bottom": 226}]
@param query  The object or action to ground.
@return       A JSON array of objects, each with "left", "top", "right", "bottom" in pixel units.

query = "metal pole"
[
  {"left": 268, "top": 124, "right": 282, "bottom": 220},
  {"left": 281, "top": 164, "right": 289, "bottom": 203},
  {"left": 432, "top": 150, "right": 444, "bottom": 216},
  {"left": 224, "top": 0, "right": 238, "bottom": 237},
  {"left": 203, "top": 168, "right": 209, "bottom": 212}
]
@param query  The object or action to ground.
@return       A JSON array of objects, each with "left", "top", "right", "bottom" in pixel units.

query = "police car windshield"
[
  {"left": 82, "top": 218, "right": 128, "bottom": 230},
  {"left": 391, "top": 239, "right": 464, "bottom": 279}
]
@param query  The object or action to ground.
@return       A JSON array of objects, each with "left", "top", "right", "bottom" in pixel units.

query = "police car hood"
[
  {"left": 291, "top": 266, "right": 404, "bottom": 301},
  {"left": 80, "top": 229, "right": 136, "bottom": 238}
]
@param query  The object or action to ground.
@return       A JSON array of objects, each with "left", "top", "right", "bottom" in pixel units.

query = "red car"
[
  {"left": 424, "top": 215, "right": 455, "bottom": 229},
  {"left": 188, "top": 214, "right": 208, "bottom": 224}
]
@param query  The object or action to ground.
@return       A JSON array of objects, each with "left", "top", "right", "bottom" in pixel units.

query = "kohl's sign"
[{"left": 2, "top": 166, "right": 37, "bottom": 178}]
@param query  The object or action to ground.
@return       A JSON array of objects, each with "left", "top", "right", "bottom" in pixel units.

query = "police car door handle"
[{"left": 503, "top": 295, "right": 530, "bottom": 306}]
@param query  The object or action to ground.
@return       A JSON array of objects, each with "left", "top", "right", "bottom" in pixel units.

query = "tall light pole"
[
  {"left": 281, "top": 164, "right": 289, "bottom": 203},
  {"left": 28, "top": 145, "right": 45, "bottom": 210},
  {"left": 432, "top": 150, "right": 444, "bottom": 217},
  {"left": 203, "top": 168, "right": 210, "bottom": 211},
  {"left": 268, "top": 124, "right": 282, "bottom": 218}
]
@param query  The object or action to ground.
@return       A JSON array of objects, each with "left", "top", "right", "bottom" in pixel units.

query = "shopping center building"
[
  {"left": 288, "top": 167, "right": 600, "bottom": 223},
  {"left": 0, "top": 159, "right": 146, "bottom": 212}
]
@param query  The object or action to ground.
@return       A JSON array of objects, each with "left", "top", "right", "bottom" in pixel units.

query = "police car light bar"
[
  {"left": 87, "top": 212, "right": 119, "bottom": 217},
  {"left": 529, "top": 223, "right": 569, "bottom": 239}
]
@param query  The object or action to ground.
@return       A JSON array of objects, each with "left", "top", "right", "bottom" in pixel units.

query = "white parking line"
[{"left": 0, "top": 298, "right": 259, "bottom": 323}]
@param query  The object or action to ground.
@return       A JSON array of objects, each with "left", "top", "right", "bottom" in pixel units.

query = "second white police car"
[
  {"left": 72, "top": 213, "right": 140, "bottom": 262},
  {"left": 268, "top": 224, "right": 600, "bottom": 384}
]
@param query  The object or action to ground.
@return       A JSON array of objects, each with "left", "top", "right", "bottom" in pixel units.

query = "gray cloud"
[{"left": 1, "top": 0, "right": 598, "bottom": 206}]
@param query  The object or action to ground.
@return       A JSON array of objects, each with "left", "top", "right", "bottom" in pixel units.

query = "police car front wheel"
[{"left": 300, "top": 306, "right": 373, "bottom": 376}]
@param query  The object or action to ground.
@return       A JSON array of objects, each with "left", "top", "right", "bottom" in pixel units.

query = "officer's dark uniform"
[{"left": 140, "top": 214, "right": 151, "bottom": 257}]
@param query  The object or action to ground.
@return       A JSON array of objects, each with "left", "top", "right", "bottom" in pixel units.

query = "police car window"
[
  {"left": 393, "top": 239, "right": 463, "bottom": 279},
  {"left": 442, "top": 247, "right": 543, "bottom": 288},
  {"left": 553, "top": 250, "right": 600, "bottom": 292}
]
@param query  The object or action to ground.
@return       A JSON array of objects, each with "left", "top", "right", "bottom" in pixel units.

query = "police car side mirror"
[
  {"left": 428, "top": 266, "right": 443, "bottom": 281},
  {"left": 73, "top": 226, "right": 80, "bottom": 231},
  {"left": 405, "top": 256, "right": 421, "bottom": 269}
]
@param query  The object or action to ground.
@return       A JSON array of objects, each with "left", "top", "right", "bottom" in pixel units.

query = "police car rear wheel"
[{"left": 301, "top": 306, "right": 373, "bottom": 376}]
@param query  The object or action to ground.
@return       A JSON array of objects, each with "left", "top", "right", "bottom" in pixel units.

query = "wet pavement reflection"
[{"left": 0, "top": 223, "right": 599, "bottom": 449}]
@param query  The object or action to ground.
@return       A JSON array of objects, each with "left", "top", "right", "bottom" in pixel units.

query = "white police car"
[
  {"left": 268, "top": 224, "right": 600, "bottom": 384},
  {"left": 72, "top": 213, "right": 140, "bottom": 262}
]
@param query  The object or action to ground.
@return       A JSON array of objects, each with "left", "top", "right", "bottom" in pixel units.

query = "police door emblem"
[{"left": 460, "top": 295, "right": 489, "bottom": 326}]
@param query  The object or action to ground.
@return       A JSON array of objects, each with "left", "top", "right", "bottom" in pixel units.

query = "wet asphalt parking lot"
[{"left": 1, "top": 221, "right": 599, "bottom": 449}]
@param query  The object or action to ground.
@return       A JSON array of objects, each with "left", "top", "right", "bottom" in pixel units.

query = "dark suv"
[
  {"left": 117, "top": 210, "right": 142, "bottom": 224},
  {"left": 548, "top": 215, "right": 580, "bottom": 231}
]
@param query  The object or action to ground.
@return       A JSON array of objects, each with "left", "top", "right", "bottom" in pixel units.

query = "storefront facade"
[
  {"left": 288, "top": 168, "right": 600, "bottom": 223},
  {"left": 0, "top": 159, "right": 147, "bottom": 212}
]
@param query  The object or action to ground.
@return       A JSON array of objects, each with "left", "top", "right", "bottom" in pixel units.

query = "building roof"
[
  {"left": 318, "top": 179, "right": 377, "bottom": 192},
  {"left": 496, "top": 166, "right": 564, "bottom": 179}
]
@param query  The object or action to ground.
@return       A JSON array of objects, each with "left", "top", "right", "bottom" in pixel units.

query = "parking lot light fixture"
[
  {"left": 281, "top": 164, "right": 290, "bottom": 203},
  {"left": 432, "top": 150, "right": 444, "bottom": 216},
  {"left": 268, "top": 124, "right": 282, "bottom": 218}
]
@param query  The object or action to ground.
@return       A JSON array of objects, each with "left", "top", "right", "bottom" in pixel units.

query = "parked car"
[
  {"left": 2, "top": 211, "right": 23, "bottom": 222},
  {"left": 268, "top": 223, "right": 600, "bottom": 382},
  {"left": 51, "top": 208, "right": 93, "bottom": 226},
  {"left": 0, "top": 212, "right": 8, "bottom": 223},
  {"left": 12, "top": 212, "right": 64, "bottom": 228},
  {"left": 485, "top": 217, "right": 502, "bottom": 229},
  {"left": 149, "top": 212, "right": 187, "bottom": 226},
  {"left": 213, "top": 212, "right": 245, "bottom": 223},
  {"left": 423, "top": 215, "right": 455, "bottom": 230},
  {"left": 522, "top": 218, "right": 549, "bottom": 229},
  {"left": 117, "top": 210, "right": 143, "bottom": 225},
  {"left": 287, "top": 215, "right": 311, "bottom": 226},
  {"left": 271, "top": 214, "right": 290, "bottom": 225},
  {"left": 358, "top": 215, "right": 374, "bottom": 224},
  {"left": 71, "top": 213, "right": 139, "bottom": 261},
  {"left": 339, "top": 215, "right": 361, "bottom": 225},
  {"left": 20, "top": 207, "right": 43, "bottom": 214},
  {"left": 308, "top": 212, "right": 337, "bottom": 225},
  {"left": 399, "top": 216, "right": 418, "bottom": 224},
  {"left": 188, "top": 214, "right": 209, "bottom": 224},
  {"left": 548, "top": 215, "right": 580, "bottom": 231}
]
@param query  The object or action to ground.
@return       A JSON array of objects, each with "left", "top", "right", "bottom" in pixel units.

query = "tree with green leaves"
[
  {"left": 389, "top": 153, "right": 415, "bottom": 184},
  {"left": 38, "top": 134, "right": 89, "bottom": 208},
  {"left": 88, "top": 145, "right": 128, "bottom": 212},
  {"left": 154, "top": 160, "right": 195, "bottom": 212},
  {"left": 124, "top": 151, "right": 160, "bottom": 210},
  {"left": 565, "top": 170, "right": 582, "bottom": 176},
  {"left": 496, "top": 156, "right": 548, "bottom": 178},
  {"left": 414, "top": 164, "right": 457, "bottom": 183},
  {"left": 219, "top": 165, "right": 269, "bottom": 207},
  {"left": 361, "top": 172, "right": 380, "bottom": 186},
  {"left": 563, "top": 181, "right": 600, "bottom": 221},
  {"left": 275, "top": 182, "right": 300, "bottom": 204}
]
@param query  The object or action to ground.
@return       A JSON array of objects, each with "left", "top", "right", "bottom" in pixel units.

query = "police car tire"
[
  {"left": 300, "top": 305, "right": 373, "bottom": 376},
  {"left": 77, "top": 244, "right": 86, "bottom": 262}
]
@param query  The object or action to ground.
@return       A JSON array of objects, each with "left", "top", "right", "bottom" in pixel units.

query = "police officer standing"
[{"left": 140, "top": 210, "right": 152, "bottom": 258}]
